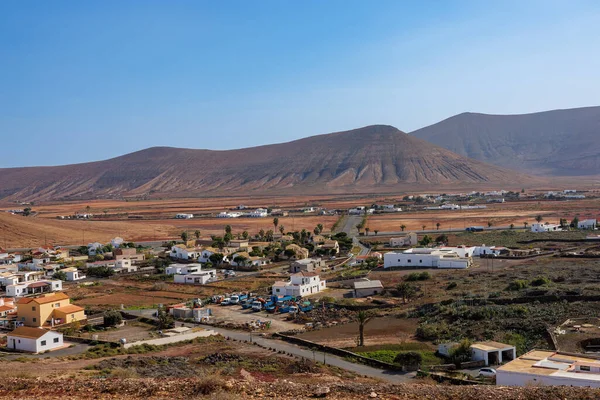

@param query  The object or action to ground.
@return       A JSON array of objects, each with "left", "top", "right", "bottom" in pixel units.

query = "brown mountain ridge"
[
  {"left": 0, "top": 125, "right": 535, "bottom": 201},
  {"left": 410, "top": 106, "right": 600, "bottom": 176}
]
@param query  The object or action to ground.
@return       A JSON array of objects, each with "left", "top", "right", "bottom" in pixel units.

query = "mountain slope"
[
  {"left": 410, "top": 106, "right": 600, "bottom": 176},
  {"left": 0, "top": 125, "right": 533, "bottom": 201}
]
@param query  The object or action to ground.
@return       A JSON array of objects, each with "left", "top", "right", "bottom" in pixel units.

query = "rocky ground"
[{"left": 0, "top": 378, "right": 600, "bottom": 399}]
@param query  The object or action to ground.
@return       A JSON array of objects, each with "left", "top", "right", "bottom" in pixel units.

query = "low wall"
[
  {"left": 417, "top": 370, "right": 484, "bottom": 385},
  {"left": 64, "top": 335, "right": 119, "bottom": 347},
  {"left": 274, "top": 333, "right": 411, "bottom": 371}
]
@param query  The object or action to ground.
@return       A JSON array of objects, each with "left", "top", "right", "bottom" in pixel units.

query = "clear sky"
[{"left": 1, "top": 0, "right": 600, "bottom": 167}]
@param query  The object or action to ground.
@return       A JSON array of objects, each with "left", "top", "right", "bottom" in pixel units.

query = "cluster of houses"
[
  {"left": 2, "top": 292, "right": 86, "bottom": 353},
  {"left": 383, "top": 244, "right": 514, "bottom": 269},
  {"left": 530, "top": 219, "right": 597, "bottom": 233}
]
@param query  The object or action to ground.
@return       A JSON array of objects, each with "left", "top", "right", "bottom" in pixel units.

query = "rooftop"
[
  {"left": 55, "top": 304, "right": 84, "bottom": 314},
  {"left": 17, "top": 292, "right": 69, "bottom": 305},
  {"left": 353, "top": 280, "right": 383, "bottom": 289},
  {"left": 9, "top": 326, "right": 53, "bottom": 339},
  {"left": 471, "top": 341, "right": 514, "bottom": 351},
  {"left": 498, "top": 350, "right": 600, "bottom": 382}
]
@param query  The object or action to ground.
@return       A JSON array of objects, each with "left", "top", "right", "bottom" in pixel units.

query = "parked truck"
[{"left": 465, "top": 226, "right": 484, "bottom": 232}]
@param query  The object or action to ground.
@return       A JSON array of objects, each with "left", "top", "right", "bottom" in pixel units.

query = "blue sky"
[{"left": 1, "top": 0, "right": 600, "bottom": 167}]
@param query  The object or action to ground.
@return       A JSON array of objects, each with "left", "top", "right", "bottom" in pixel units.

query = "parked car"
[{"left": 478, "top": 368, "right": 497, "bottom": 377}]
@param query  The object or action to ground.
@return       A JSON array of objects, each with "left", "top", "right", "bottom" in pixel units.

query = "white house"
[
  {"left": 165, "top": 263, "right": 203, "bottom": 275},
  {"left": 438, "top": 246, "right": 476, "bottom": 258},
  {"left": 390, "top": 233, "right": 418, "bottom": 247},
  {"left": 272, "top": 271, "right": 326, "bottom": 297},
  {"left": 383, "top": 248, "right": 472, "bottom": 269},
  {"left": 7, "top": 327, "right": 64, "bottom": 353},
  {"left": 6, "top": 280, "right": 63, "bottom": 297},
  {"left": 62, "top": 267, "right": 85, "bottom": 281},
  {"left": 110, "top": 237, "right": 125, "bottom": 248},
  {"left": 578, "top": 219, "right": 597, "bottom": 230},
  {"left": 472, "top": 245, "right": 508, "bottom": 257},
  {"left": 248, "top": 208, "right": 268, "bottom": 218},
  {"left": 353, "top": 280, "right": 384, "bottom": 298},
  {"left": 170, "top": 245, "right": 202, "bottom": 260},
  {"left": 173, "top": 270, "right": 216, "bottom": 284},
  {"left": 198, "top": 248, "right": 229, "bottom": 263},
  {"left": 497, "top": 350, "right": 600, "bottom": 388},
  {"left": 531, "top": 223, "right": 562, "bottom": 233},
  {"left": 216, "top": 212, "right": 242, "bottom": 218},
  {"left": 87, "top": 242, "right": 104, "bottom": 256},
  {"left": 175, "top": 213, "right": 194, "bottom": 219},
  {"left": 348, "top": 206, "right": 374, "bottom": 215}
]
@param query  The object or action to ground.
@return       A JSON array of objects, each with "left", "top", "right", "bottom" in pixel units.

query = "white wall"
[
  {"left": 7, "top": 331, "right": 63, "bottom": 353},
  {"left": 497, "top": 370, "right": 600, "bottom": 388}
]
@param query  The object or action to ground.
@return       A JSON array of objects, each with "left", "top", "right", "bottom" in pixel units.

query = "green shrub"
[
  {"left": 446, "top": 282, "right": 457, "bottom": 290},
  {"left": 406, "top": 272, "right": 431, "bottom": 282},
  {"left": 507, "top": 279, "right": 529, "bottom": 291},
  {"left": 394, "top": 351, "right": 422, "bottom": 366},
  {"left": 530, "top": 276, "right": 552, "bottom": 287}
]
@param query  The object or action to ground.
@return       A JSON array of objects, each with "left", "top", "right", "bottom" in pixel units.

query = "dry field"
[
  {"left": 366, "top": 199, "right": 600, "bottom": 232},
  {"left": 1, "top": 195, "right": 599, "bottom": 248}
]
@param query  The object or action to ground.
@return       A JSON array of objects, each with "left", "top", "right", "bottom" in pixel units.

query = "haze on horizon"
[{"left": 1, "top": 0, "right": 600, "bottom": 168}]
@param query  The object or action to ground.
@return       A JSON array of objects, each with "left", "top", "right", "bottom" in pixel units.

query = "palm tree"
[
  {"left": 374, "top": 230, "right": 378, "bottom": 235},
  {"left": 400, "top": 225, "right": 406, "bottom": 232},
  {"left": 357, "top": 311, "right": 373, "bottom": 347},
  {"left": 181, "top": 231, "right": 189, "bottom": 242},
  {"left": 523, "top": 221, "right": 529, "bottom": 229},
  {"left": 317, "top": 224, "right": 324, "bottom": 233},
  {"left": 422, "top": 225, "right": 426, "bottom": 231},
  {"left": 279, "top": 225, "right": 285, "bottom": 235},
  {"left": 436, "top": 222, "right": 441, "bottom": 230},
  {"left": 535, "top": 215, "right": 543, "bottom": 223},
  {"left": 194, "top": 230, "right": 201, "bottom": 239},
  {"left": 365, "top": 227, "right": 370, "bottom": 236},
  {"left": 510, "top": 223, "right": 514, "bottom": 229},
  {"left": 273, "top": 217, "right": 279, "bottom": 230},
  {"left": 487, "top": 221, "right": 493, "bottom": 228}
]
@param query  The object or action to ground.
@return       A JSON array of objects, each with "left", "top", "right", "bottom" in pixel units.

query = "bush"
[
  {"left": 507, "top": 279, "right": 529, "bottom": 291},
  {"left": 103, "top": 310, "right": 123, "bottom": 327},
  {"left": 446, "top": 282, "right": 457, "bottom": 290},
  {"left": 530, "top": 276, "right": 552, "bottom": 287},
  {"left": 405, "top": 272, "right": 430, "bottom": 281},
  {"left": 394, "top": 351, "right": 422, "bottom": 366}
]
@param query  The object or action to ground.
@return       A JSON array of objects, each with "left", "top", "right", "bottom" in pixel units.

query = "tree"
[
  {"left": 224, "top": 232, "right": 233, "bottom": 245},
  {"left": 242, "top": 231, "right": 249, "bottom": 240},
  {"left": 510, "top": 223, "right": 514, "bottom": 229},
  {"left": 374, "top": 230, "right": 379, "bottom": 235},
  {"left": 284, "top": 248, "right": 296, "bottom": 259},
  {"left": 87, "top": 266, "right": 114, "bottom": 278},
  {"left": 535, "top": 215, "right": 543, "bottom": 223},
  {"left": 357, "top": 311, "right": 373, "bottom": 347},
  {"left": 156, "top": 306, "right": 174, "bottom": 330},
  {"left": 209, "top": 253, "right": 225, "bottom": 265},
  {"left": 86, "top": 205, "right": 91, "bottom": 213},
  {"left": 258, "top": 229, "right": 265, "bottom": 241},
  {"left": 419, "top": 235, "right": 432, "bottom": 246},
  {"left": 436, "top": 222, "right": 441, "bottom": 230},
  {"left": 23, "top": 207, "right": 32, "bottom": 217},
  {"left": 265, "top": 230, "right": 274, "bottom": 242},
  {"left": 559, "top": 218, "right": 568, "bottom": 228},
  {"left": 279, "top": 225, "right": 285, "bottom": 235},
  {"left": 194, "top": 230, "right": 201, "bottom": 239},
  {"left": 487, "top": 221, "right": 493, "bottom": 228},
  {"left": 314, "top": 227, "right": 320, "bottom": 236},
  {"left": 225, "top": 225, "right": 232, "bottom": 235},
  {"left": 421, "top": 225, "right": 426, "bottom": 231},
  {"left": 273, "top": 217, "right": 279, "bottom": 230},
  {"left": 52, "top": 271, "right": 67, "bottom": 281},
  {"left": 435, "top": 234, "right": 448, "bottom": 244},
  {"left": 365, "top": 227, "right": 370, "bottom": 236},
  {"left": 396, "top": 282, "right": 417, "bottom": 303},
  {"left": 103, "top": 310, "right": 123, "bottom": 327},
  {"left": 356, "top": 224, "right": 363, "bottom": 233},
  {"left": 450, "top": 339, "right": 473, "bottom": 363},
  {"left": 523, "top": 221, "right": 529, "bottom": 229},
  {"left": 317, "top": 224, "right": 324, "bottom": 233},
  {"left": 571, "top": 216, "right": 580, "bottom": 228},
  {"left": 181, "top": 231, "right": 189, "bottom": 242},
  {"left": 400, "top": 225, "right": 406, "bottom": 232}
]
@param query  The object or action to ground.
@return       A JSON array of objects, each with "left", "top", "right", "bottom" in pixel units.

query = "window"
[
  {"left": 55, "top": 303, "right": 60, "bottom": 307},
  {"left": 33, "top": 318, "right": 37, "bottom": 323},
  {"left": 32, "top": 306, "right": 36, "bottom": 311},
  {"left": 419, "top": 260, "right": 422, "bottom": 263},
  {"left": 53, "top": 338, "right": 59, "bottom": 343},
  {"left": 581, "top": 365, "right": 591, "bottom": 372},
  {"left": 41, "top": 340, "right": 46, "bottom": 346},
  {"left": 407, "top": 259, "right": 411, "bottom": 263}
]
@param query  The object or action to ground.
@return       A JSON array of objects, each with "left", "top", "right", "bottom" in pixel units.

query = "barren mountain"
[
  {"left": 410, "top": 106, "right": 600, "bottom": 176},
  {"left": 0, "top": 125, "right": 533, "bottom": 201}
]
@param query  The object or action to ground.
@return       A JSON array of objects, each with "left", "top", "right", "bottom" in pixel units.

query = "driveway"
[{"left": 0, "top": 342, "right": 90, "bottom": 360}]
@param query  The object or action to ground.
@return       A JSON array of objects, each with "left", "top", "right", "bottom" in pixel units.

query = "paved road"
[
  {"left": 199, "top": 324, "right": 415, "bottom": 383},
  {"left": 124, "top": 309, "right": 414, "bottom": 383}
]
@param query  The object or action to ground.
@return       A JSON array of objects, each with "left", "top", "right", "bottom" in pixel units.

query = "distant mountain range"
[
  {"left": 0, "top": 125, "right": 531, "bottom": 201},
  {"left": 411, "top": 106, "right": 600, "bottom": 176}
]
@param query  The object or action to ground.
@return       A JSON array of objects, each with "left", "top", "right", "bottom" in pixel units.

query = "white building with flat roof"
[
  {"left": 497, "top": 350, "right": 600, "bottom": 388},
  {"left": 383, "top": 248, "right": 472, "bottom": 269},
  {"left": 578, "top": 219, "right": 597, "bottom": 230},
  {"left": 272, "top": 271, "right": 326, "bottom": 297},
  {"left": 531, "top": 223, "right": 562, "bottom": 233}
]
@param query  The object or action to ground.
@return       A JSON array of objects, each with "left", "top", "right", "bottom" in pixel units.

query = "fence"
[{"left": 274, "top": 333, "right": 418, "bottom": 371}]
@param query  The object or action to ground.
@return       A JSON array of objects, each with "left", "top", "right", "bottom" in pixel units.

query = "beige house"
[
  {"left": 389, "top": 233, "right": 418, "bottom": 247},
  {"left": 285, "top": 244, "right": 309, "bottom": 260}
]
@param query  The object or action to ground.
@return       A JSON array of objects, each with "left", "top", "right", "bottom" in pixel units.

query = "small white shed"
[
  {"left": 471, "top": 341, "right": 516, "bottom": 366},
  {"left": 7, "top": 327, "right": 64, "bottom": 353}
]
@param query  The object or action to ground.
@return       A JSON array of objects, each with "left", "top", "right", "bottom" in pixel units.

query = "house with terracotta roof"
[
  {"left": 16, "top": 292, "right": 85, "bottom": 327},
  {"left": 114, "top": 247, "right": 145, "bottom": 264},
  {"left": 7, "top": 327, "right": 64, "bottom": 353},
  {"left": 0, "top": 298, "right": 17, "bottom": 327},
  {"left": 272, "top": 271, "right": 326, "bottom": 297}
]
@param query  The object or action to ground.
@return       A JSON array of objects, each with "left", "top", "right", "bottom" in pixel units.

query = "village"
[{"left": 0, "top": 189, "right": 600, "bottom": 392}]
